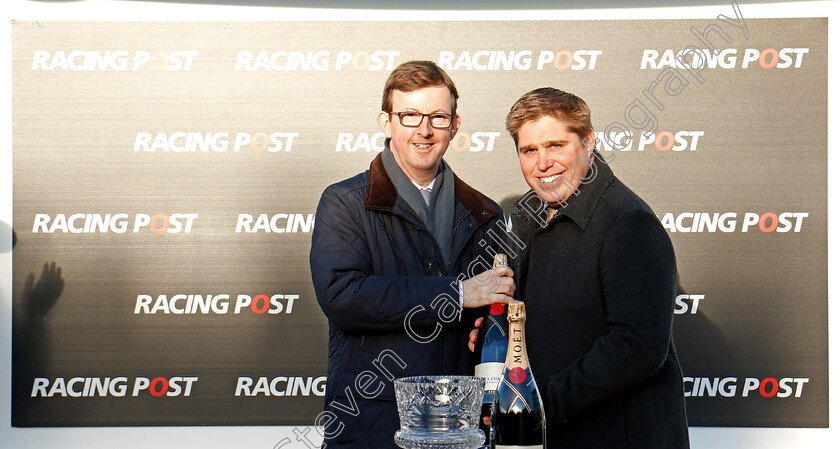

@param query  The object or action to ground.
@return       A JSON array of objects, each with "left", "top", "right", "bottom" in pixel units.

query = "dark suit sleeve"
[
  {"left": 310, "top": 184, "right": 460, "bottom": 334},
  {"left": 537, "top": 209, "right": 677, "bottom": 423}
]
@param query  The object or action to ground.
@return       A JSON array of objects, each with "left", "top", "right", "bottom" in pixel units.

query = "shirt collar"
[{"left": 411, "top": 178, "right": 436, "bottom": 191}]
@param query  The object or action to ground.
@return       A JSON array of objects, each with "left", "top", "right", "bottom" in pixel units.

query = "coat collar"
[
  {"left": 364, "top": 152, "right": 497, "bottom": 226},
  {"left": 558, "top": 153, "right": 615, "bottom": 230},
  {"left": 515, "top": 152, "right": 615, "bottom": 231}
]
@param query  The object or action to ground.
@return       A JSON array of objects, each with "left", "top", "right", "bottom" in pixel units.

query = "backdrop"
[{"left": 11, "top": 16, "right": 827, "bottom": 428}]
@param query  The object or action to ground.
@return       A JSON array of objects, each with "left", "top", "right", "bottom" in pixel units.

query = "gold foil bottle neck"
[{"left": 507, "top": 300, "right": 525, "bottom": 321}]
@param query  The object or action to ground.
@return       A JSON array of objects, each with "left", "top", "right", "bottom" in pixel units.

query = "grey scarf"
[{"left": 381, "top": 140, "right": 456, "bottom": 266}]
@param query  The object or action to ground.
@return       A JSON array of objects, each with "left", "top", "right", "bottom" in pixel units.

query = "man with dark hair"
[
  {"left": 310, "top": 61, "right": 514, "bottom": 448},
  {"left": 475, "top": 87, "right": 690, "bottom": 447}
]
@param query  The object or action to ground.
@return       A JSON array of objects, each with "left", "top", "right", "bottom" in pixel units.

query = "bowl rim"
[{"left": 393, "top": 375, "right": 485, "bottom": 385}]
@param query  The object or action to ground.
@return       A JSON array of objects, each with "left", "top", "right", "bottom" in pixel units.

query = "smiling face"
[
  {"left": 377, "top": 85, "right": 460, "bottom": 186},
  {"left": 516, "top": 115, "right": 595, "bottom": 206}
]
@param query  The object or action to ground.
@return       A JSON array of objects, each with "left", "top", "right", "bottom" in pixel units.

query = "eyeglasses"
[{"left": 389, "top": 111, "right": 454, "bottom": 129}]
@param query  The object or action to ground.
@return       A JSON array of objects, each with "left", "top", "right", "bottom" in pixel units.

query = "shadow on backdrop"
[{"left": 9, "top": 219, "right": 67, "bottom": 426}]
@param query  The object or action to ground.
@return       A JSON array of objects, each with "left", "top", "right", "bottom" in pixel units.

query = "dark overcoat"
[
  {"left": 310, "top": 153, "right": 502, "bottom": 448},
  {"left": 508, "top": 155, "right": 691, "bottom": 448}
]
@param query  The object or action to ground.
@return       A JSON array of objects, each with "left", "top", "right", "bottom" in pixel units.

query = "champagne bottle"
[
  {"left": 494, "top": 300, "right": 545, "bottom": 449},
  {"left": 475, "top": 254, "right": 509, "bottom": 448}
]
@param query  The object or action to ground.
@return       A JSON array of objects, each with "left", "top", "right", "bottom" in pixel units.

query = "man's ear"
[
  {"left": 377, "top": 111, "right": 392, "bottom": 138},
  {"left": 584, "top": 128, "right": 596, "bottom": 155},
  {"left": 449, "top": 114, "right": 461, "bottom": 139}
]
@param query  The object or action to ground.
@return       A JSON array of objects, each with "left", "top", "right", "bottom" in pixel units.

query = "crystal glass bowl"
[{"left": 393, "top": 375, "right": 486, "bottom": 449}]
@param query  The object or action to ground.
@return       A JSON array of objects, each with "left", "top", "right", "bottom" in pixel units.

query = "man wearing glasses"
[{"left": 310, "top": 60, "right": 514, "bottom": 448}]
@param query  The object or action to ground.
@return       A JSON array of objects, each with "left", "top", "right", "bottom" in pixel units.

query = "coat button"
[{"left": 482, "top": 210, "right": 488, "bottom": 216}]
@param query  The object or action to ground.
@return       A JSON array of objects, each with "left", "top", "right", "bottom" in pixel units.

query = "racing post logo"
[
  {"left": 235, "top": 50, "right": 400, "bottom": 71},
  {"left": 659, "top": 212, "right": 809, "bottom": 233},
  {"left": 684, "top": 377, "right": 809, "bottom": 398},
  {"left": 437, "top": 50, "right": 602, "bottom": 71},
  {"left": 31, "top": 376, "right": 199, "bottom": 397},
  {"left": 32, "top": 213, "right": 199, "bottom": 234},
  {"left": 32, "top": 50, "right": 198, "bottom": 71},
  {"left": 134, "top": 132, "right": 298, "bottom": 153},
  {"left": 335, "top": 131, "right": 500, "bottom": 152}
]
